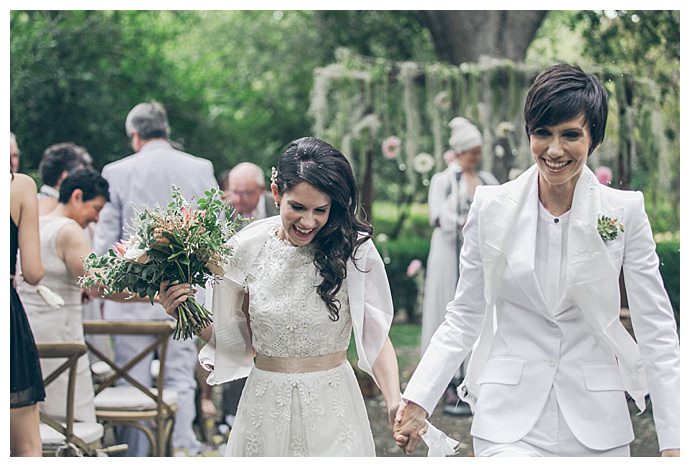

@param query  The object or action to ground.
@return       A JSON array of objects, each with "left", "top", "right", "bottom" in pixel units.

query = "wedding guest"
[
  {"left": 10, "top": 134, "right": 46, "bottom": 457},
  {"left": 421, "top": 118, "right": 498, "bottom": 415},
  {"left": 10, "top": 132, "right": 21, "bottom": 173},
  {"left": 37, "top": 142, "right": 93, "bottom": 215},
  {"left": 395, "top": 64, "right": 680, "bottom": 457},
  {"left": 93, "top": 101, "right": 217, "bottom": 456},
  {"left": 217, "top": 168, "right": 229, "bottom": 193},
  {"left": 160, "top": 137, "right": 401, "bottom": 456},
  {"left": 19, "top": 169, "right": 110, "bottom": 423},
  {"left": 224, "top": 162, "right": 279, "bottom": 219}
]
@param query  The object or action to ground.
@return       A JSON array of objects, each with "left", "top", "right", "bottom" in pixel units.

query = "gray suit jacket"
[
  {"left": 94, "top": 140, "right": 218, "bottom": 320},
  {"left": 262, "top": 192, "right": 279, "bottom": 218}
]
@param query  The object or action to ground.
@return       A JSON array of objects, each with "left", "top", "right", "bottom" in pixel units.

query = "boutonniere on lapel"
[{"left": 597, "top": 214, "right": 625, "bottom": 241}]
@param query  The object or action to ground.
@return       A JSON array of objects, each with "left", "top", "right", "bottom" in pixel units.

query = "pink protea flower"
[
  {"left": 382, "top": 136, "right": 401, "bottom": 160},
  {"left": 406, "top": 259, "right": 423, "bottom": 278},
  {"left": 595, "top": 166, "right": 613, "bottom": 185},
  {"left": 113, "top": 241, "right": 127, "bottom": 257}
]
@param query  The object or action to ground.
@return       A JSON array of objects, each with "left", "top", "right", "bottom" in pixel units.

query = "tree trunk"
[{"left": 420, "top": 11, "right": 547, "bottom": 64}]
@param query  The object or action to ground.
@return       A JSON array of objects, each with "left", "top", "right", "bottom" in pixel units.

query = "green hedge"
[
  {"left": 656, "top": 240, "right": 680, "bottom": 328},
  {"left": 374, "top": 235, "right": 430, "bottom": 323}
]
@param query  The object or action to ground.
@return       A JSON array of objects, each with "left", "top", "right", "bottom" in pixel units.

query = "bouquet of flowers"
[{"left": 80, "top": 186, "right": 243, "bottom": 340}]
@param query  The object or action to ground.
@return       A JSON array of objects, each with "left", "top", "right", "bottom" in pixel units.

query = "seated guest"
[
  {"left": 18, "top": 169, "right": 109, "bottom": 423},
  {"left": 37, "top": 142, "right": 92, "bottom": 216}
]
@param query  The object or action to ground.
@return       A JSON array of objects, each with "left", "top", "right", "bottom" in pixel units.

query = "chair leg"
[{"left": 110, "top": 421, "right": 157, "bottom": 456}]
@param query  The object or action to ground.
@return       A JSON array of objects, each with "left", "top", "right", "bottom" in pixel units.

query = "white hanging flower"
[
  {"left": 495, "top": 121, "right": 516, "bottom": 138},
  {"left": 375, "top": 233, "right": 389, "bottom": 244},
  {"left": 433, "top": 91, "right": 451, "bottom": 110},
  {"left": 494, "top": 145, "right": 505, "bottom": 158},
  {"left": 413, "top": 153, "right": 435, "bottom": 174},
  {"left": 509, "top": 168, "right": 524, "bottom": 180}
]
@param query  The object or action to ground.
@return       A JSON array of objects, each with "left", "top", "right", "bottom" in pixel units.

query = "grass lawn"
[{"left": 347, "top": 322, "right": 421, "bottom": 380}]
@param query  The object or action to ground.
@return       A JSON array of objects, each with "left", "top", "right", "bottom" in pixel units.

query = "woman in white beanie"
[{"left": 420, "top": 117, "right": 498, "bottom": 414}]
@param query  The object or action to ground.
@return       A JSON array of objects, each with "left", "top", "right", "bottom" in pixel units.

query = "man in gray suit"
[{"left": 93, "top": 101, "right": 217, "bottom": 456}]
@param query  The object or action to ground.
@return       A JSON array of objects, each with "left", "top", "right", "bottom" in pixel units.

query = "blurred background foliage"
[{"left": 10, "top": 10, "right": 679, "bottom": 321}]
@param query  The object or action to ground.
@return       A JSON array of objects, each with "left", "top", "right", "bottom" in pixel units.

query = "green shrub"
[
  {"left": 645, "top": 198, "right": 680, "bottom": 234},
  {"left": 656, "top": 239, "right": 680, "bottom": 328},
  {"left": 372, "top": 201, "right": 433, "bottom": 239},
  {"left": 374, "top": 235, "right": 430, "bottom": 323}
]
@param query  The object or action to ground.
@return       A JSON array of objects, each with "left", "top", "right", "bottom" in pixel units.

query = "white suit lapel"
[
  {"left": 564, "top": 166, "right": 648, "bottom": 410},
  {"left": 479, "top": 166, "right": 535, "bottom": 305},
  {"left": 564, "top": 167, "right": 620, "bottom": 321},
  {"left": 503, "top": 175, "right": 548, "bottom": 312}
]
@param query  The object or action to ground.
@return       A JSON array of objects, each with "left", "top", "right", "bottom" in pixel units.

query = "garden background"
[{"left": 10, "top": 9, "right": 680, "bottom": 335}]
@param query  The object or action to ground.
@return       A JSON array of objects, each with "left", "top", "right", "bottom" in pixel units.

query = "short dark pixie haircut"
[
  {"left": 524, "top": 63, "right": 608, "bottom": 155},
  {"left": 58, "top": 168, "right": 111, "bottom": 204},
  {"left": 39, "top": 142, "right": 91, "bottom": 187}
]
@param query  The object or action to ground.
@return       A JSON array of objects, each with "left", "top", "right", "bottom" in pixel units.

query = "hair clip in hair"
[{"left": 270, "top": 166, "right": 279, "bottom": 185}]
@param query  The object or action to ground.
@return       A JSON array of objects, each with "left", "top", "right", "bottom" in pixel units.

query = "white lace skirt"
[{"left": 225, "top": 361, "right": 376, "bottom": 456}]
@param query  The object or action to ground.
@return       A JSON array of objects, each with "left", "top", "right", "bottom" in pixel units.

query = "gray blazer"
[
  {"left": 93, "top": 140, "right": 218, "bottom": 320},
  {"left": 262, "top": 192, "right": 279, "bottom": 218}
]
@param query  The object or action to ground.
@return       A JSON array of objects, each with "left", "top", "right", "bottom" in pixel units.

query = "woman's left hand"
[
  {"left": 661, "top": 449, "right": 680, "bottom": 457},
  {"left": 387, "top": 400, "right": 401, "bottom": 431}
]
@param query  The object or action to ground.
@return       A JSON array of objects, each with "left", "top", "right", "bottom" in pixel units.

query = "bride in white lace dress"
[{"left": 160, "top": 137, "right": 401, "bottom": 456}]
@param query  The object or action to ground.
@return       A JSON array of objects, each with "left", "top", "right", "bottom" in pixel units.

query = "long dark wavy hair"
[{"left": 273, "top": 137, "right": 373, "bottom": 321}]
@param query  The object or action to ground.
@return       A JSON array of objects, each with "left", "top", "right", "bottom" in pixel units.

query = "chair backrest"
[
  {"left": 82, "top": 320, "right": 175, "bottom": 414},
  {"left": 36, "top": 342, "right": 94, "bottom": 455}
]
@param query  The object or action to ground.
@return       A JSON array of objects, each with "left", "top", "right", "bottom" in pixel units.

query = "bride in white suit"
[{"left": 394, "top": 64, "right": 680, "bottom": 457}]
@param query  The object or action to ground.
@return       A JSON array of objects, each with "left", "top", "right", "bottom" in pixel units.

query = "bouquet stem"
[{"left": 173, "top": 296, "right": 213, "bottom": 340}]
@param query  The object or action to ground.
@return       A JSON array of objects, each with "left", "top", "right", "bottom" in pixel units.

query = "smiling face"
[
  {"left": 272, "top": 181, "right": 332, "bottom": 247},
  {"left": 73, "top": 194, "right": 107, "bottom": 228},
  {"left": 529, "top": 114, "right": 591, "bottom": 191}
]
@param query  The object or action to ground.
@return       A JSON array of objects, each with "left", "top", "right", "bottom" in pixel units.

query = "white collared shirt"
[
  {"left": 38, "top": 184, "right": 60, "bottom": 199},
  {"left": 252, "top": 194, "right": 267, "bottom": 220},
  {"left": 535, "top": 202, "right": 571, "bottom": 311}
]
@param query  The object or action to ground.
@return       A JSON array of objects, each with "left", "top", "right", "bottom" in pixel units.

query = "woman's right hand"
[{"left": 158, "top": 281, "right": 193, "bottom": 319}]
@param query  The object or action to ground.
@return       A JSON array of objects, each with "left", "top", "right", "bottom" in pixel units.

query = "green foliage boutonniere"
[{"left": 597, "top": 215, "right": 625, "bottom": 241}]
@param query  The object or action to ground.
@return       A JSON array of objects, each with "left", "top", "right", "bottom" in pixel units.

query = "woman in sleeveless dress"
[
  {"left": 10, "top": 137, "right": 47, "bottom": 456},
  {"left": 160, "top": 137, "right": 401, "bottom": 456},
  {"left": 18, "top": 169, "right": 110, "bottom": 423}
]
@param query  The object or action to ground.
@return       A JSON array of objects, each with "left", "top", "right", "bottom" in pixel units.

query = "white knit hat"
[{"left": 448, "top": 117, "right": 482, "bottom": 153}]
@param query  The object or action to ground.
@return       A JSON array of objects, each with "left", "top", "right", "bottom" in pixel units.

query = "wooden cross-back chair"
[
  {"left": 83, "top": 320, "right": 178, "bottom": 457},
  {"left": 36, "top": 342, "right": 105, "bottom": 456}
]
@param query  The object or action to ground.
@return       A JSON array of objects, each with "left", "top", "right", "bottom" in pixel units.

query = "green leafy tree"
[{"left": 10, "top": 11, "right": 199, "bottom": 171}]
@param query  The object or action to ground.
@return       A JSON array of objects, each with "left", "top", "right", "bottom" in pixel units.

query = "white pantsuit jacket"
[{"left": 403, "top": 165, "right": 680, "bottom": 452}]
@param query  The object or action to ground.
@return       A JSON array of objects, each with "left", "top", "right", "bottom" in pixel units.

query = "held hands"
[
  {"left": 158, "top": 280, "right": 194, "bottom": 319},
  {"left": 661, "top": 449, "right": 680, "bottom": 457},
  {"left": 393, "top": 400, "right": 428, "bottom": 454}
]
